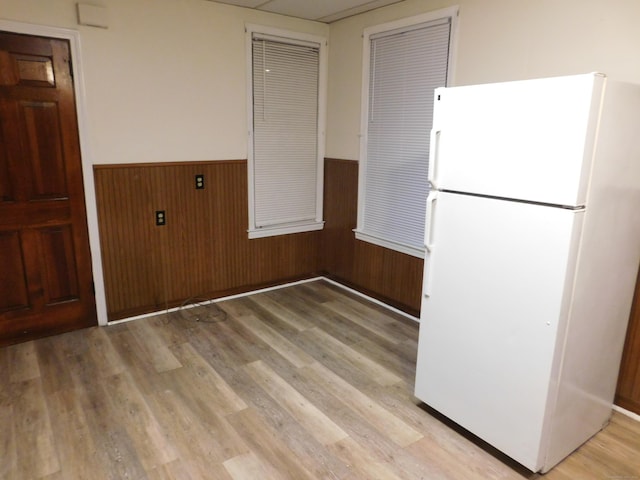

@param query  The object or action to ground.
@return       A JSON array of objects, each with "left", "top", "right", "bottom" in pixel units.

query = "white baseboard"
[
  {"left": 107, "top": 275, "right": 420, "bottom": 326},
  {"left": 613, "top": 404, "right": 640, "bottom": 423},
  {"left": 321, "top": 277, "right": 419, "bottom": 323},
  {"left": 107, "top": 276, "right": 324, "bottom": 325}
]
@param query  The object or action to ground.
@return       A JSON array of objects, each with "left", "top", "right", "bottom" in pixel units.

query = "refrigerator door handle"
[
  {"left": 428, "top": 129, "right": 441, "bottom": 189},
  {"left": 424, "top": 190, "right": 437, "bottom": 297}
]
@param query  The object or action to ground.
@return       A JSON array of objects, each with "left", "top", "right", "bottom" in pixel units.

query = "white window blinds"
[
  {"left": 249, "top": 32, "right": 323, "bottom": 237},
  {"left": 357, "top": 16, "right": 452, "bottom": 257}
]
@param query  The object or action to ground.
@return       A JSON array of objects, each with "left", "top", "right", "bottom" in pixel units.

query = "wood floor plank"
[
  {"left": 1, "top": 280, "right": 639, "bottom": 479},
  {"left": 146, "top": 459, "right": 207, "bottom": 480},
  {"left": 166, "top": 341, "right": 248, "bottom": 415},
  {"left": 106, "top": 327, "right": 166, "bottom": 394},
  {"left": 301, "top": 361, "right": 423, "bottom": 447},
  {"left": 126, "top": 319, "right": 183, "bottom": 373},
  {"left": 83, "top": 326, "right": 129, "bottom": 378},
  {"left": 184, "top": 320, "right": 355, "bottom": 480},
  {"left": 238, "top": 293, "right": 316, "bottom": 332},
  {"left": 225, "top": 407, "right": 319, "bottom": 480},
  {"left": 143, "top": 387, "right": 244, "bottom": 478},
  {"left": 349, "top": 334, "right": 418, "bottom": 383},
  {"left": 312, "top": 281, "right": 418, "bottom": 331},
  {"left": 233, "top": 313, "right": 315, "bottom": 368},
  {"left": 322, "top": 299, "right": 411, "bottom": 345},
  {"left": 45, "top": 387, "right": 105, "bottom": 479},
  {"left": 223, "top": 451, "right": 282, "bottom": 480},
  {"left": 244, "top": 360, "right": 349, "bottom": 446},
  {"left": 299, "top": 326, "right": 403, "bottom": 386},
  {"left": 327, "top": 436, "right": 406, "bottom": 480},
  {"left": 406, "top": 434, "right": 525, "bottom": 480},
  {"left": 8, "top": 340, "right": 40, "bottom": 383},
  {"left": 0, "top": 403, "right": 17, "bottom": 479},
  {"left": 69, "top": 343, "right": 155, "bottom": 479},
  {"left": 100, "top": 371, "right": 180, "bottom": 470},
  {"left": 11, "top": 378, "right": 60, "bottom": 478}
]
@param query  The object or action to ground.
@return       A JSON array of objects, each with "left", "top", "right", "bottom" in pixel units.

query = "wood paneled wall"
[
  {"left": 319, "top": 158, "right": 423, "bottom": 316},
  {"left": 616, "top": 267, "right": 640, "bottom": 413},
  {"left": 94, "top": 161, "right": 319, "bottom": 320}
]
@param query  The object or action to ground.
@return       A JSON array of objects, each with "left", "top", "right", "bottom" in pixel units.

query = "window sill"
[
  {"left": 249, "top": 221, "right": 324, "bottom": 239},
  {"left": 354, "top": 230, "right": 425, "bottom": 259}
]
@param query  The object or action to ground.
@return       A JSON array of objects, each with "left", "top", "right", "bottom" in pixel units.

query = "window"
[
  {"left": 356, "top": 8, "right": 457, "bottom": 258},
  {"left": 246, "top": 25, "right": 327, "bottom": 239}
]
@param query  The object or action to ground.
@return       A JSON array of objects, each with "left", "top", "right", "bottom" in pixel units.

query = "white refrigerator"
[{"left": 414, "top": 73, "right": 640, "bottom": 473}]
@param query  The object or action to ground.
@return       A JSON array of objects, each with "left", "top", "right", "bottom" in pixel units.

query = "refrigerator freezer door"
[
  {"left": 430, "top": 73, "right": 604, "bottom": 207},
  {"left": 415, "top": 192, "right": 584, "bottom": 471}
]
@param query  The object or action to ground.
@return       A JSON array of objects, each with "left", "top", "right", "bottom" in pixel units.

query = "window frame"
[
  {"left": 245, "top": 24, "right": 328, "bottom": 239},
  {"left": 355, "top": 7, "right": 458, "bottom": 258}
]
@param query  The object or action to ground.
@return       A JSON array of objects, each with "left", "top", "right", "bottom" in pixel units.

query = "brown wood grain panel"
[
  {"left": 320, "top": 158, "right": 422, "bottom": 316},
  {"left": 15, "top": 54, "right": 55, "bottom": 87},
  {"left": 94, "top": 160, "right": 320, "bottom": 320},
  {"left": 0, "top": 230, "right": 29, "bottom": 311},
  {"left": 616, "top": 266, "right": 640, "bottom": 414},
  {"left": 38, "top": 225, "right": 80, "bottom": 304},
  {"left": 0, "top": 50, "right": 18, "bottom": 85},
  {"left": 0, "top": 119, "right": 13, "bottom": 202},
  {"left": 19, "top": 100, "right": 67, "bottom": 199},
  {"left": 94, "top": 165, "right": 163, "bottom": 316}
]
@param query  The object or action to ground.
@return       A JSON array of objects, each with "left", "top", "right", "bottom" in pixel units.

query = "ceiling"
[{"left": 209, "top": 0, "right": 404, "bottom": 23}]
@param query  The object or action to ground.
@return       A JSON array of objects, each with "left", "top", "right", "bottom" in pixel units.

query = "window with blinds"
[
  {"left": 247, "top": 27, "right": 326, "bottom": 239},
  {"left": 356, "top": 9, "right": 456, "bottom": 258}
]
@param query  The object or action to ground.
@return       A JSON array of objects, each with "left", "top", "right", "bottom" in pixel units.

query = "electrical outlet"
[
  {"left": 155, "top": 210, "right": 166, "bottom": 226},
  {"left": 195, "top": 174, "right": 205, "bottom": 189}
]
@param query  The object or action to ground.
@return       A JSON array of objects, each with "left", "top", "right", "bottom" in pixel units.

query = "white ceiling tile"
[
  {"left": 208, "top": 0, "right": 402, "bottom": 23},
  {"left": 317, "top": 0, "right": 403, "bottom": 22},
  {"left": 213, "top": 0, "right": 268, "bottom": 9},
  {"left": 258, "top": 0, "right": 365, "bottom": 20}
]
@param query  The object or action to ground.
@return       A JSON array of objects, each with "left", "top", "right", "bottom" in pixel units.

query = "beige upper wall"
[
  {"left": 0, "top": 0, "right": 328, "bottom": 164},
  {"left": 3, "top": 0, "right": 640, "bottom": 164},
  {"left": 326, "top": 0, "right": 640, "bottom": 160}
]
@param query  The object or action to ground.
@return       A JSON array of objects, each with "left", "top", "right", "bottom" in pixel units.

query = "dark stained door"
[{"left": 0, "top": 31, "right": 96, "bottom": 346}]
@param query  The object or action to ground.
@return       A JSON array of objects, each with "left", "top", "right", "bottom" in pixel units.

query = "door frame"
[{"left": 0, "top": 19, "right": 108, "bottom": 326}]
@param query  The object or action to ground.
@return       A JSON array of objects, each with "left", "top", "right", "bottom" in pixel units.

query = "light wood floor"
[{"left": 1, "top": 280, "right": 639, "bottom": 479}]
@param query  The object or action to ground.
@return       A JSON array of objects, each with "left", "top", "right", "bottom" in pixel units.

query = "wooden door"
[{"left": 0, "top": 31, "right": 96, "bottom": 346}]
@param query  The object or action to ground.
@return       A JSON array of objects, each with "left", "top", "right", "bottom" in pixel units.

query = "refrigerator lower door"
[{"left": 415, "top": 192, "right": 584, "bottom": 472}]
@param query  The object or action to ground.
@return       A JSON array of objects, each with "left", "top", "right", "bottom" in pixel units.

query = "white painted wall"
[
  {"left": 326, "top": 0, "right": 640, "bottom": 160},
  {"left": 4, "top": 0, "right": 639, "bottom": 165},
  {"left": 0, "top": 0, "right": 328, "bottom": 164}
]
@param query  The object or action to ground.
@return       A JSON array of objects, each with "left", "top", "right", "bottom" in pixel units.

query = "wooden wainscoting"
[
  {"left": 94, "top": 161, "right": 319, "bottom": 320},
  {"left": 320, "top": 158, "right": 423, "bottom": 316},
  {"left": 616, "top": 267, "right": 640, "bottom": 414}
]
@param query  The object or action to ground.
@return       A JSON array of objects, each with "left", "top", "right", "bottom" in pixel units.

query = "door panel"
[
  {"left": 14, "top": 54, "right": 55, "bottom": 87},
  {"left": 38, "top": 225, "right": 80, "bottom": 304},
  {"left": 0, "top": 231, "right": 29, "bottom": 311},
  {"left": 20, "top": 100, "right": 68, "bottom": 199},
  {"left": 0, "top": 31, "right": 96, "bottom": 345}
]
